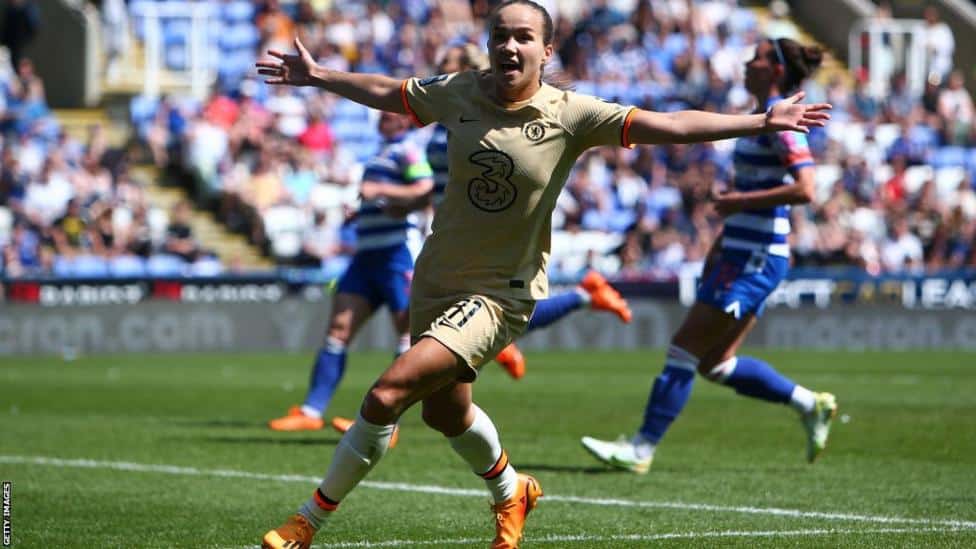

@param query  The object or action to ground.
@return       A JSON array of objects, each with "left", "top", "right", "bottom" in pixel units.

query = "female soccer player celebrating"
[
  {"left": 582, "top": 38, "right": 838, "bottom": 474},
  {"left": 256, "top": 3, "right": 829, "bottom": 547}
]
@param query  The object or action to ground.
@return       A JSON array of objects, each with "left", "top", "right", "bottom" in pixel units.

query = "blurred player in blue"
[
  {"left": 582, "top": 37, "right": 838, "bottom": 473},
  {"left": 269, "top": 110, "right": 434, "bottom": 432}
]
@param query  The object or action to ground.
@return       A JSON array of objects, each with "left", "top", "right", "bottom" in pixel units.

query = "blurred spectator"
[
  {"left": 938, "top": 71, "right": 973, "bottom": 145},
  {"left": 763, "top": 0, "right": 800, "bottom": 40},
  {"left": 89, "top": 204, "right": 125, "bottom": 258},
  {"left": 106, "top": 0, "right": 976, "bottom": 281},
  {"left": 295, "top": 209, "right": 348, "bottom": 270},
  {"left": 51, "top": 199, "right": 88, "bottom": 257},
  {"left": 101, "top": 0, "right": 128, "bottom": 81},
  {"left": 922, "top": 6, "right": 954, "bottom": 81},
  {"left": 162, "top": 200, "right": 202, "bottom": 262},
  {"left": 298, "top": 110, "right": 334, "bottom": 154},
  {"left": 1, "top": 0, "right": 40, "bottom": 69},
  {"left": 881, "top": 216, "right": 924, "bottom": 273},
  {"left": 257, "top": 0, "right": 296, "bottom": 52}
]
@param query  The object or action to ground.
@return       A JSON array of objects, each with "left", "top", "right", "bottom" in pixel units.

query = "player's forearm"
[
  {"left": 374, "top": 180, "right": 434, "bottom": 201},
  {"left": 630, "top": 110, "right": 767, "bottom": 145},
  {"left": 726, "top": 183, "right": 814, "bottom": 211},
  {"left": 309, "top": 67, "right": 405, "bottom": 114}
]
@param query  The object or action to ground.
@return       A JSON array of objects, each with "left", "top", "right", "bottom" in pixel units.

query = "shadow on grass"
[
  {"left": 171, "top": 435, "right": 342, "bottom": 446},
  {"left": 169, "top": 419, "right": 265, "bottom": 428},
  {"left": 513, "top": 462, "right": 626, "bottom": 474}
]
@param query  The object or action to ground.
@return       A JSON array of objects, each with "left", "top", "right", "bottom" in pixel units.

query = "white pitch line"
[{"left": 3, "top": 455, "right": 976, "bottom": 531}]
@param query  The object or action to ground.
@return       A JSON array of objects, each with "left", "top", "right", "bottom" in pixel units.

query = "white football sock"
[
  {"left": 395, "top": 334, "right": 411, "bottom": 356},
  {"left": 631, "top": 432, "right": 656, "bottom": 460},
  {"left": 300, "top": 405, "right": 323, "bottom": 419},
  {"left": 790, "top": 385, "right": 816, "bottom": 414},
  {"left": 575, "top": 287, "right": 592, "bottom": 306},
  {"left": 299, "top": 412, "right": 396, "bottom": 526},
  {"left": 448, "top": 404, "right": 518, "bottom": 503}
]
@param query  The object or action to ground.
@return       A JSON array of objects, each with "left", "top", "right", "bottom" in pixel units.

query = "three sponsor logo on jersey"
[{"left": 463, "top": 121, "right": 546, "bottom": 211}]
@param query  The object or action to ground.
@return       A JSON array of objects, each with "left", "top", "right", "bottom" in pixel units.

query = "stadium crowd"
[
  {"left": 5, "top": 0, "right": 976, "bottom": 280},
  {"left": 0, "top": 49, "right": 222, "bottom": 277}
]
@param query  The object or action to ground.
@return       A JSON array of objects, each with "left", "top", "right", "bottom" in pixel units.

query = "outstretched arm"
[
  {"left": 628, "top": 92, "right": 830, "bottom": 145},
  {"left": 256, "top": 38, "right": 405, "bottom": 113}
]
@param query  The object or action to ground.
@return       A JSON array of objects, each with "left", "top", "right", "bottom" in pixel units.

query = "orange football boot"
[
  {"left": 491, "top": 473, "right": 543, "bottom": 549},
  {"left": 268, "top": 405, "right": 325, "bottom": 431},
  {"left": 495, "top": 343, "right": 526, "bottom": 380},
  {"left": 580, "top": 271, "right": 632, "bottom": 323},
  {"left": 262, "top": 514, "right": 315, "bottom": 549},
  {"left": 330, "top": 416, "right": 400, "bottom": 449}
]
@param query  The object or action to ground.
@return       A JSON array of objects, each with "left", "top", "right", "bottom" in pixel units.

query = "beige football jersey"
[{"left": 401, "top": 70, "right": 636, "bottom": 299}]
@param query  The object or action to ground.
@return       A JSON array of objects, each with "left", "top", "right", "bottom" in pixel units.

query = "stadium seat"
[
  {"left": 130, "top": 95, "right": 161, "bottom": 139},
  {"left": 872, "top": 164, "right": 894, "bottom": 187},
  {"left": 163, "top": 19, "right": 191, "bottom": 47},
  {"left": 844, "top": 124, "right": 867, "bottom": 155},
  {"left": 0, "top": 206, "right": 13, "bottom": 246},
  {"left": 146, "top": 254, "right": 188, "bottom": 276},
  {"left": 935, "top": 167, "right": 967, "bottom": 199},
  {"left": 52, "top": 256, "right": 74, "bottom": 277},
  {"left": 222, "top": 0, "right": 255, "bottom": 22},
  {"left": 109, "top": 255, "right": 148, "bottom": 277},
  {"left": 814, "top": 164, "right": 841, "bottom": 202},
  {"left": 147, "top": 208, "right": 170, "bottom": 247},
  {"left": 931, "top": 146, "right": 968, "bottom": 168},
  {"left": 873, "top": 123, "right": 900, "bottom": 151},
  {"left": 71, "top": 255, "right": 111, "bottom": 278},
  {"left": 967, "top": 148, "right": 976, "bottom": 173},
  {"left": 263, "top": 205, "right": 308, "bottom": 259},
  {"left": 189, "top": 256, "right": 223, "bottom": 276},
  {"left": 903, "top": 165, "right": 934, "bottom": 195}
]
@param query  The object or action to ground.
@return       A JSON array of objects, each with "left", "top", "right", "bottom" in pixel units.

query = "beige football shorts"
[{"left": 410, "top": 280, "right": 534, "bottom": 382}]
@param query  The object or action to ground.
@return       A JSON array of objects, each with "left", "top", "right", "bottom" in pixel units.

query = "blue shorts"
[
  {"left": 695, "top": 248, "right": 789, "bottom": 319},
  {"left": 336, "top": 244, "right": 414, "bottom": 313}
]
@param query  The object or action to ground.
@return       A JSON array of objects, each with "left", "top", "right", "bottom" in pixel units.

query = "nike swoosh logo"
[{"left": 459, "top": 116, "right": 480, "bottom": 123}]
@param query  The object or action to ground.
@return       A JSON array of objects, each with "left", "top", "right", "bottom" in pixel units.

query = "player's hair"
[
  {"left": 772, "top": 37, "right": 824, "bottom": 93},
  {"left": 459, "top": 43, "right": 489, "bottom": 71},
  {"left": 486, "top": 0, "right": 573, "bottom": 90},
  {"left": 488, "top": 0, "right": 555, "bottom": 45}
]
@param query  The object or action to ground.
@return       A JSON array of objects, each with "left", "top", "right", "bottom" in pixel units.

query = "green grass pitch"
[{"left": 1, "top": 349, "right": 974, "bottom": 548}]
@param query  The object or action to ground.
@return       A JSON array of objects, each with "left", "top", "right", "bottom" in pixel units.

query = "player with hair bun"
[{"left": 582, "top": 37, "right": 838, "bottom": 475}]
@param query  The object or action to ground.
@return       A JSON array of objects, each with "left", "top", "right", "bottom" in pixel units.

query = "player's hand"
[
  {"left": 256, "top": 37, "right": 318, "bottom": 86},
  {"left": 359, "top": 182, "right": 382, "bottom": 201},
  {"left": 711, "top": 188, "right": 743, "bottom": 216},
  {"left": 764, "top": 91, "right": 831, "bottom": 134}
]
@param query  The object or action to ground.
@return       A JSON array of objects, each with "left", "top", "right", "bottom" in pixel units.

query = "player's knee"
[
  {"left": 699, "top": 356, "right": 736, "bottom": 383},
  {"left": 363, "top": 383, "right": 407, "bottom": 424},
  {"left": 326, "top": 321, "right": 354, "bottom": 344}
]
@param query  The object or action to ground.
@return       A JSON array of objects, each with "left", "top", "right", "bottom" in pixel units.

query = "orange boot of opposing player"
[
  {"left": 269, "top": 405, "right": 325, "bottom": 431},
  {"left": 330, "top": 416, "right": 400, "bottom": 449},
  {"left": 491, "top": 473, "right": 543, "bottom": 549},
  {"left": 494, "top": 343, "right": 526, "bottom": 380},
  {"left": 580, "top": 271, "right": 632, "bottom": 323}
]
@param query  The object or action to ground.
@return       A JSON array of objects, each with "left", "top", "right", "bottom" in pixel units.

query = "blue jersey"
[
  {"left": 723, "top": 97, "right": 814, "bottom": 258},
  {"left": 355, "top": 134, "right": 433, "bottom": 251},
  {"left": 426, "top": 123, "right": 449, "bottom": 207}
]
